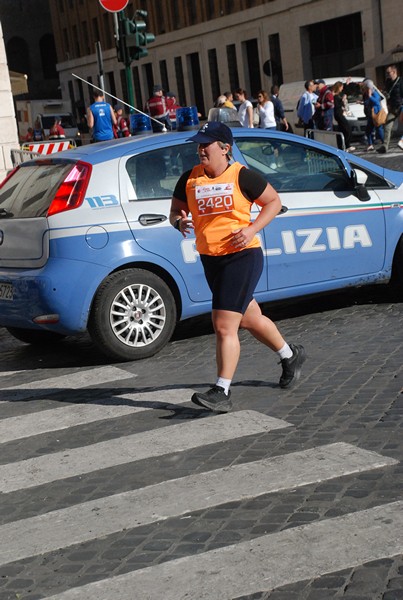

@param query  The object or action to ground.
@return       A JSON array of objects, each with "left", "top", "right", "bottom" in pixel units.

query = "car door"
[{"left": 233, "top": 136, "right": 386, "bottom": 292}]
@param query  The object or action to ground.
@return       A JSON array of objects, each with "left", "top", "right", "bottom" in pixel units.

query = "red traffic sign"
[{"left": 99, "top": 0, "right": 129, "bottom": 12}]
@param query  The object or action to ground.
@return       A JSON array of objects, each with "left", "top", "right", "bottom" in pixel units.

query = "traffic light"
[{"left": 116, "top": 11, "right": 155, "bottom": 65}]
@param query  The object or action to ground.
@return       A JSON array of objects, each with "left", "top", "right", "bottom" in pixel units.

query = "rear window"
[
  {"left": 0, "top": 162, "right": 73, "bottom": 218},
  {"left": 42, "top": 115, "right": 76, "bottom": 129}
]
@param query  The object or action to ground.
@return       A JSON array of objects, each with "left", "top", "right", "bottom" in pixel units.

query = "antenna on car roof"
[{"left": 72, "top": 73, "right": 168, "bottom": 133}]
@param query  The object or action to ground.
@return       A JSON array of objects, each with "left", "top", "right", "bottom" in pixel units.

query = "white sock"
[
  {"left": 216, "top": 377, "right": 231, "bottom": 395},
  {"left": 276, "top": 343, "right": 293, "bottom": 360}
]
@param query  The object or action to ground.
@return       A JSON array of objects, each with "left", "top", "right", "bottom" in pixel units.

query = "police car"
[{"left": 0, "top": 129, "right": 402, "bottom": 361}]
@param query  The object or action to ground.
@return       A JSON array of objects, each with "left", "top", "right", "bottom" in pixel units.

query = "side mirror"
[{"left": 351, "top": 168, "right": 371, "bottom": 202}]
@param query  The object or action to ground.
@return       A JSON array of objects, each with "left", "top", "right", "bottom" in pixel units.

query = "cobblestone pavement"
[{"left": 0, "top": 152, "right": 402, "bottom": 600}]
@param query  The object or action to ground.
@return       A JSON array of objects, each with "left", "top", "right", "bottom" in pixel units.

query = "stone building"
[{"left": 44, "top": 0, "right": 403, "bottom": 121}]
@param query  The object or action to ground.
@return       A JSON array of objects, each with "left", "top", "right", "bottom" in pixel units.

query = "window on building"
[
  {"left": 143, "top": 63, "right": 154, "bottom": 99},
  {"left": 6, "top": 37, "right": 30, "bottom": 76},
  {"left": 103, "top": 12, "right": 113, "bottom": 49},
  {"left": 187, "top": 0, "right": 197, "bottom": 25},
  {"left": 268, "top": 33, "right": 283, "bottom": 86},
  {"left": 132, "top": 66, "right": 143, "bottom": 109},
  {"left": 92, "top": 18, "right": 100, "bottom": 43},
  {"left": 72, "top": 25, "right": 80, "bottom": 58},
  {"left": 308, "top": 13, "right": 363, "bottom": 76},
  {"left": 40, "top": 35, "right": 57, "bottom": 79},
  {"left": 242, "top": 38, "right": 261, "bottom": 96},
  {"left": 106, "top": 72, "right": 116, "bottom": 99},
  {"left": 226, "top": 44, "right": 239, "bottom": 92},
  {"left": 159, "top": 60, "right": 169, "bottom": 93},
  {"left": 206, "top": 0, "right": 215, "bottom": 20},
  {"left": 174, "top": 56, "right": 186, "bottom": 106},
  {"left": 208, "top": 49, "right": 220, "bottom": 103},
  {"left": 82, "top": 21, "right": 90, "bottom": 54},
  {"left": 62, "top": 29, "right": 70, "bottom": 59},
  {"left": 187, "top": 52, "right": 205, "bottom": 116},
  {"left": 171, "top": 0, "right": 181, "bottom": 30}
]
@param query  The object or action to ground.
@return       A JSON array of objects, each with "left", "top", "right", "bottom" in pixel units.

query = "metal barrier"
[
  {"left": 306, "top": 129, "right": 346, "bottom": 151},
  {"left": 10, "top": 148, "right": 41, "bottom": 166}
]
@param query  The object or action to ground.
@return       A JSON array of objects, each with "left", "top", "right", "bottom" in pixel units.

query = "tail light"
[{"left": 47, "top": 161, "right": 92, "bottom": 217}]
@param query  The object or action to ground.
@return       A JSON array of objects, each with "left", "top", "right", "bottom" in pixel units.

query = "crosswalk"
[{"left": 0, "top": 365, "right": 401, "bottom": 599}]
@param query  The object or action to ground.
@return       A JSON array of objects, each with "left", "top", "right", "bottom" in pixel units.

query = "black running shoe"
[
  {"left": 279, "top": 344, "right": 306, "bottom": 389},
  {"left": 191, "top": 385, "right": 232, "bottom": 413}
]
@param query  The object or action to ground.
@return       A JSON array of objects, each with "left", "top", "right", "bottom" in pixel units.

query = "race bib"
[{"left": 195, "top": 183, "right": 234, "bottom": 216}]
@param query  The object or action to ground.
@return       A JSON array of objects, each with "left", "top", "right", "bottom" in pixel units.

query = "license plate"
[{"left": 0, "top": 282, "right": 13, "bottom": 301}]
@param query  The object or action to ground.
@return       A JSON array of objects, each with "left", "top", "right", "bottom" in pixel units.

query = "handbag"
[
  {"left": 253, "top": 106, "right": 260, "bottom": 127},
  {"left": 372, "top": 107, "right": 387, "bottom": 127}
]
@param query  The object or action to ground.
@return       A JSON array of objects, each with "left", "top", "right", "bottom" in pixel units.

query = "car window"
[
  {"left": 0, "top": 162, "right": 72, "bottom": 218},
  {"left": 347, "top": 162, "right": 392, "bottom": 189},
  {"left": 126, "top": 144, "right": 199, "bottom": 200},
  {"left": 236, "top": 138, "right": 351, "bottom": 193}
]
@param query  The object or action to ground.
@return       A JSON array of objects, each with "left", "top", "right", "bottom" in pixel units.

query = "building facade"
[
  {"left": 50, "top": 0, "right": 401, "bottom": 122},
  {"left": 0, "top": 0, "right": 58, "bottom": 99}
]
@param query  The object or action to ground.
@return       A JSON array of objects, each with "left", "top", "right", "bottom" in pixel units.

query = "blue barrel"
[
  {"left": 130, "top": 114, "right": 152, "bottom": 135},
  {"left": 176, "top": 107, "right": 199, "bottom": 131}
]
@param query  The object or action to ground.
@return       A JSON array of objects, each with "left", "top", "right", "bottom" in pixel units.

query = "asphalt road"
[{"left": 0, "top": 148, "right": 402, "bottom": 600}]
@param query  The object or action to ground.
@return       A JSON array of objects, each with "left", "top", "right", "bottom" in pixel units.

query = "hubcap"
[{"left": 110, "top": 283, "right": 166, "bottom": 347}]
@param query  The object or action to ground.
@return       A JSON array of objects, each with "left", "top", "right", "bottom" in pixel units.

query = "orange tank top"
[{"left": 185, "top": 162, "right": 261, "bottom": 256}]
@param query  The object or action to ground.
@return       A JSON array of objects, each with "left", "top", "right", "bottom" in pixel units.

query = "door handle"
[
  {"left": 139, "top": 214, "right": 167, "bottom": 226},
  {"left": 279, "top": 205, "right": 288, "bottom": 214}
]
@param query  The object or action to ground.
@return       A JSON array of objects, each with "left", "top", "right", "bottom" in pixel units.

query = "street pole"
[
  {"left": 95, "top": 41, "right": 105, "bottom": 91},
  {"left": 125, "top": 64, "right": 135, "bottom": 113}
]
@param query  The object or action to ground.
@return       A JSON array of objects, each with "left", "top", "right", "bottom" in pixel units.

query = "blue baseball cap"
[{"left": 188, "top": 121, "right": 233, "bottom": 145}]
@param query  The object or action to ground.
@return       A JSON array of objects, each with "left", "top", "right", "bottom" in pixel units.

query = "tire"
[
  {"left": 88, "top": 269, "right": 177, "bottom": 361},
  {"left": 6, "top": 327, "right": 66, "bottom": 345},
  {"left": 390, "top": 236, "right": 403, "bottom": 300}
]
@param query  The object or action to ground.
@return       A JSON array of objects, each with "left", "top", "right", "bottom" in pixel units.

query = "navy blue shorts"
[{"left": 200, "top": 248, "right": 263, "bottom": 314}]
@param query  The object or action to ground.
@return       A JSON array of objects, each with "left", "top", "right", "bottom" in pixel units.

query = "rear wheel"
[
  {"left": 88, "top": 269, "right": 177, "bottom": 361},
  {"left": 6, "top": 327, "right": 66, "bottom": 345}
]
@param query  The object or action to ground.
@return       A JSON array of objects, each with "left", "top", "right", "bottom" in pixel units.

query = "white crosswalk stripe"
[
  {"left": 0, "top": 367, "right": 401, "bottom": 599},
  {"left": 42, "top": 501, "right": 403, "bottom": 600},
  {"left": 0, "top": 389, "right": 193, "bottom": 442},
  {"left": 0, "top": 365, "right": 135, "bottom": 401},
  {"left": 0, "top": 442, "right": 396, "bottom": 565},
  {"left": 0, "top": 409, "right": 290, "bottom": 493}
]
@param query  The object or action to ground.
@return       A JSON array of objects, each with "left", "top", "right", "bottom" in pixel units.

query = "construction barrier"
[
  {"left": 21, "top": 139, "right": 77, "bottom": 155},
  {"left": 10, "top": 148, "right": 41, "bottom": 166}
]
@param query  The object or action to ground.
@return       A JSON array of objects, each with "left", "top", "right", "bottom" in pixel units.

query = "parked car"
[
  {"left": 278, "top": 77, "right": 368, "bottom": 138},
  {"left": 0, "top": 129, "right": 402, "bottom": 361}
]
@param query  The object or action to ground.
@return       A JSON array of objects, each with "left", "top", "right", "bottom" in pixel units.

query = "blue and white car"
[{"left": 0, "top": 129, "right": 402, "bottom": 361}]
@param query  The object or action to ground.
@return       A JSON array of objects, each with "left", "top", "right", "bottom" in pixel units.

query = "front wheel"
[
  {"left": 390, "top": 236, "right": 403, "bottom": 300},
  {"left": 88, "top": 269, "right": 177, "bottom": 361}
]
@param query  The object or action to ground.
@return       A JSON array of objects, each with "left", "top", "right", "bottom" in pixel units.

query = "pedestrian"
[
  {"left": 314, "top": 79, "right": 334, "bottom": 131},
  {"left": 114, "top": 104, "right": 130, "bottom": 137},
  {"left": 362, "top": 80, "right": 384, "bottom": 152},
  {"left": 22, "top": 127, "right": 34, "bottom": 142},
  {"left": 48, "top": 117, "right": 66, "bottom": 139},
  {"left": 170, "top": 121, "right": 306, "bottom": 413},
  {"left": 332, "top": 82, "right": 355, "bottom": 151},
  {"left": 223, "top": 91, "right": 235, "bottom": 109},
  {"left": 256, "top": 90, "right": 276, "bottom": 129},
  {"left": 86, "top": 91, "right": 116, "bottom": 142},
  {"left": 270, "top": 85, "right": 289, "bottom": 131},
  {"left": 234, "top": 88, "right": 254, "bottom": 128},
  {"left": 377, "top": 64, "right": 403, "bottom": 154},
  {"left": 399, "top": 106, "right": 403, "bottom": 151},
  {"left": 165, "top": 92, "right": 181, "bottom": 129},
  {"left": 297, "top": 80, "right": 317, "bottom": 135},
  {"left": 33, "top": 117, "right": 45, "bottom": 141},
  {"left": 145, "top": 85, "right": 172, "bottom": 132}
]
